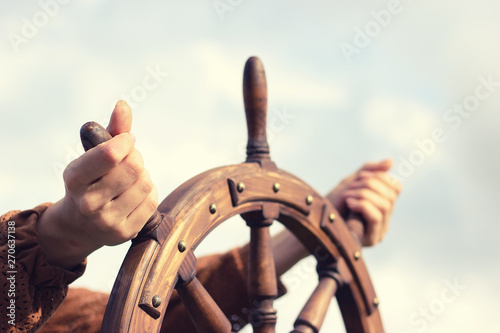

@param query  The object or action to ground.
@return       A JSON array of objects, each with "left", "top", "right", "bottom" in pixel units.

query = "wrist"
[
  {"left": 37, "top": 199, "right": 99, "bottom": 270},
  {"left": 326, "top": 188, "right": 347, "bottom": 218}
]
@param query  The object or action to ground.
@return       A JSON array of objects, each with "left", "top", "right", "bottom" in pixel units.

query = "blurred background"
[{"left": 1, "top": 1, "right": 499, "bottom": 332}]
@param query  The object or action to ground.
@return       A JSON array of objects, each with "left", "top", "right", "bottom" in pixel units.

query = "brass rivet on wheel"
[
  {"left": 354, "top": 251, "right": 361, "bottom": 260},
  {"left": 152, "top": 295, "right": 161, "bottom": 308},
  {"left": 209, "top": 203, "right": 217, "bottom": 214},
  {"left": 373, "top": 297, "right": 380, "bottom": 307},
  {"left": 273, "top": 183, "right": 280, "bottom": 193},
  {"left": 329, "top": 213, "right": 336, "bottom": 223},
  {"left": 237, "top": 182, "right": 245, "bottom": 193},
  {"left": 178, "top": 240, "right": 187, "bottom": 252},
  {"left": 306, "top": 195, "right": 313, "bottom": 205}
]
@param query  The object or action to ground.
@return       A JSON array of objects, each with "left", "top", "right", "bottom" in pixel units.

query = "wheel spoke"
[
  {"left": 290, "top": 263, "right": 341, "bottom": 333},
  {"left": 176, "top": 253, "right": 232, "bottom": 333},
  {"left": 242, "top": 204, "right": 280, "bottom": 332}
]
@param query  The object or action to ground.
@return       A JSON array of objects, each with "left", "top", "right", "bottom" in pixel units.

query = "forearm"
[{"left": 272, "top": 228, "right": 309, "bottom": 277}]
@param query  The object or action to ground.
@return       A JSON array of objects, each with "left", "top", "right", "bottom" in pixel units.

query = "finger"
[
  {"left": 89, "top": 149, "right": 145, "bottom": 201},
  {"left": 124, "top": 185, "right": 159, "bottom": 238},
  {"left": 107, "top": 100, "right": 133, "bottom": 136},
  {"left": 357, "top": 171, "right": 402, "bottom": 195},
  {"left": 344, "top": 187, "right": 393, "bottom": 244},
  {"left": 64, "top": 133, "right": 135, "bottom": 189},
  {"left": 107, "top": 168, "right": 154, "bottom": 221},
  {"left": 82, "top": 176, "right": 157, "bottom": 246},
  {"left": 346, "top": 176, "right": 399, "bottom": 203},
  {"left": 359, "top": 159, "right": 392, "bottom": 172},
  {"left": 346, "top": 198, "right": 383, "bottom": 246},
  {"left": 342, "top": 188, "right": 392, "bottom": 217}
]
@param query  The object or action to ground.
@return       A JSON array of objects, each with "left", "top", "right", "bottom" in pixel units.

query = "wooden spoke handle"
[
  {"left": 243, "top": 56, "right": 270, "bottom": 161},
  {"left": 80, "top": 121, "right": 162, "bottom": 238}
]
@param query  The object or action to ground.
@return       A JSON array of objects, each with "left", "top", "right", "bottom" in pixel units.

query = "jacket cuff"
[{"left": 6, "top": 203, "right": 86, "bottom": 287}]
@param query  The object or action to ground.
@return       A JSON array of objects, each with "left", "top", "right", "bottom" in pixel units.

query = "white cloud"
[{"left": 1, "top": 2, "right": 498, "bottom": 331}]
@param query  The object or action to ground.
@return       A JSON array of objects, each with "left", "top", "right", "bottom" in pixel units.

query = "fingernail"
[{"left": 130, "top": 133, "right": 136, "bottom": 143}]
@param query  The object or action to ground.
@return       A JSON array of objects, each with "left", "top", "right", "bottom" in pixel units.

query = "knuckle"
[
  {"left": 99, "top": 144, "right": 122, "bottom": 166},
  {"left": 141, "top": 178, "right": 154, "bottom": 195},
  {"left": 138, "top": 169, "right": 153, "bottom": 193},
  {"left": 388, "top": 190, "right": 398, "bottom": 202},
  {"left": 79, "top": 195, "right": 99, "bottom": 215},
  {"left": 124, "top": 152, "right": 144, "bottom": 179},
  {"left": 388, "top": 195, "right": 396, "bottom": 205},
  {"left": 126, "top": 161, "right": 143, "bottom": 179},
  {"left": 148, "top": 196, "right": 159, "bottom": 213},
  {"left": 379, "top": 205, "right": 389, "bottom": 216},
  {"left": 389, "top": 176, "right": 403, "bottom": 193}
]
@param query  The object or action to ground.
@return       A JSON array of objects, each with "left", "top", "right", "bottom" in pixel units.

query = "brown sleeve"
[
  {"left": 0, "top": 205, "right": 86, "bottom": 333},
  {"left": 38, "top": 288, "right": 108, "bottom": 333}
]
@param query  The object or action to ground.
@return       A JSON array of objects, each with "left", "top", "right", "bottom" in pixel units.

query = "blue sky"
[{"left": 1, "top": 1, "right": 499, "bottom": 332}]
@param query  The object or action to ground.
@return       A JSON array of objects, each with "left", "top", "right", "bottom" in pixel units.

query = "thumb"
[
  {"left": 360, "top": 159, "right": 393, "bottom": 172},
  {"left": 107, "top": 100, "right": 132, "bottom": 136}
]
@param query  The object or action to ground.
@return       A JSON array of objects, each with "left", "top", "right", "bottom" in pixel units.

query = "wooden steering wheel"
[{"left": 81, "top": 57, "right": 384, "bottom": 333}]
